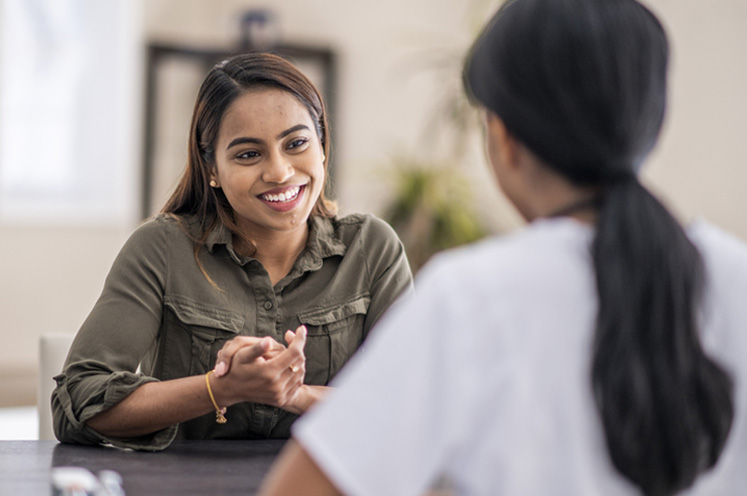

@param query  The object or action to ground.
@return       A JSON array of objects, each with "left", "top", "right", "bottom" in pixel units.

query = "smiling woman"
[
  {"left": 208, "top": 88, "right": 326, "bottom": 277},
  {"left": 50, "top": 53, "right": 413, "bottom": 450}
]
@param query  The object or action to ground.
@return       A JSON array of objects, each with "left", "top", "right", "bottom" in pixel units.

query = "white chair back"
[{"left": 38, "top": 334, "right": 75, "bottom": 441}]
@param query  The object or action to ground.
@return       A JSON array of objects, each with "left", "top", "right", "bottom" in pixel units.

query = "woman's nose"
[{"left": 262, "top": 153, "right": 294, "bottom": 184}]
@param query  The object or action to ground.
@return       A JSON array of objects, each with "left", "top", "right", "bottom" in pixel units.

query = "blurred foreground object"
[{"left": 51, "top": 467, "right": 124, "bottom": 496}]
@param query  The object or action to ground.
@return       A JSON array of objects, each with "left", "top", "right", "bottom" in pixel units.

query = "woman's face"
[{"left": 210, "top": 88, "right": 325, "bottom": 240}]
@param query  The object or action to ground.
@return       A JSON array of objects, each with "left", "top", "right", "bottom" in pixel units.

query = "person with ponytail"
[
  {"left": 259, "top": 1, "right": 747, "bottom": 494},
  {"left": 51, "top": 53, "right": 412, "bottom": 450}
]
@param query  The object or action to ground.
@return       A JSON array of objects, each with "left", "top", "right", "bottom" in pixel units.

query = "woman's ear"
[
  {"left": 209, "top": 169, "right": 220, "bottom": 188},
  {"left": 485, "top": 112, "right": 519, "bottom": 170}
]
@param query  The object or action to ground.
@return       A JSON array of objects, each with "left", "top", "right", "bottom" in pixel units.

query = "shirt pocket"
[
  {"left": 163, "top": 295, "right": 245, "bottom": 377},
  {"left": 297, "top": 294, "right": 370, "bottom": 385}
]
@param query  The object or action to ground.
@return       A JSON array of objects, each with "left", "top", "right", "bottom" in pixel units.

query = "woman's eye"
[
  {"left": 287, "top": 138, "right": 309, "bottom": 150},
  {"left": 236, "top": 150, "right": 260, "bottom": 160}
]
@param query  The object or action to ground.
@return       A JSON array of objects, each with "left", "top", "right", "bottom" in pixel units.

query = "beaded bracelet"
[{"left": 205, "top": 370, "right": 227, "bottom": 424}]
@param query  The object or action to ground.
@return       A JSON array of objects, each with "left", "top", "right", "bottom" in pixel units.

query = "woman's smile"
[{"left": 258, "top": 184, "right": 307, "bottom": 212}]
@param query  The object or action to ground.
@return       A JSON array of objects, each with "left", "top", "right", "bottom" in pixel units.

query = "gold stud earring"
[{"left": 209, "top": 180, "right": 218, "bottom": 188}]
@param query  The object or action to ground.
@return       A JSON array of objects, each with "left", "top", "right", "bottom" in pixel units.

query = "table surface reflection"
[{"left": 0, "top": 439, "right": 285, "bottom": 495}]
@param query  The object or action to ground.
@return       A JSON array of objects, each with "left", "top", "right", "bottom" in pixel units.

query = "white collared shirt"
[{"left": 295, "top": 217, "right": 747, "bottom": 496}]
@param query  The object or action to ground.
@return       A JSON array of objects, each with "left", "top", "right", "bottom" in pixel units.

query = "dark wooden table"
[{"left": 0, "top": 439, "right": 286, "bottom": 495}]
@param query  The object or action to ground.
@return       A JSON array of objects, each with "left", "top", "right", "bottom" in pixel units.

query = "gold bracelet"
[{"left": 205, "top": 370, "right": 227, "bottom": 424}]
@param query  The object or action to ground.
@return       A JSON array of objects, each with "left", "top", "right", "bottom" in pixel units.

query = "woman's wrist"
[
  {"left": 207, "top": 370, "right": 235, "bottom": 409},
  {"left": 205, "top": 371, "right": 228, "bottom": 423},
  {"left": 285, "top": 385, "right": 329, "bottom": 415},
  {"left": 283, "top": 385, "right": 312, "bottom": 415}
]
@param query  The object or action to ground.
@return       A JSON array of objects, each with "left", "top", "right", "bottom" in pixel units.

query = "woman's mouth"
[
  {"left": 260, "top": 185, "right": 302, "bottom": 203},
  {"left": 258, "top": 185, "right": 306, "bottom": 212}
]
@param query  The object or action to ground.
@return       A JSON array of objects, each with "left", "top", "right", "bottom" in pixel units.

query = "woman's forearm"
[
  {"left": 85, "top": 374, "right": 216, "bottom": 438},
  {"left": 87, "top": 380, "right": 329, "bottom": 438},
  {"left": 259, "top": 439, "right": 344, "bottom": 496}
]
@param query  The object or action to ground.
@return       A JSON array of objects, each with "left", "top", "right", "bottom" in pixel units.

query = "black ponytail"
[
  {"left": 464, "top": 0, "right": 734, "bottom": 494},
  {"left": 592, "top": 179, "right": 733, "bottom": 495}
]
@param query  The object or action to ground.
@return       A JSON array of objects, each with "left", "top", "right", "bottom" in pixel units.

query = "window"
[{"left": 0, "top": 0, "right": 141, "bottom": 225}]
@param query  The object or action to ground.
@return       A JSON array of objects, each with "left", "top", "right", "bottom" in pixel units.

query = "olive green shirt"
[{"left": 52, "top": 213, "right": 412, "bottom": 450}]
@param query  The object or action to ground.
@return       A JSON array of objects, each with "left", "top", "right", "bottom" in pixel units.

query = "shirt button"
[{"left": 263, "top": 301, "right": 273, "bottom": 310}]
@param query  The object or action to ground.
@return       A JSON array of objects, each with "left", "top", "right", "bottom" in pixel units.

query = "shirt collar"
[
  {"left": 203, "top": 216, "right": 347, "bottom": 268},
  {"left": 205, "top": 220, "right": 232, "bottom": 254},
  {"left": 304, "top": 215, "right": 347, "bottom": 259}
]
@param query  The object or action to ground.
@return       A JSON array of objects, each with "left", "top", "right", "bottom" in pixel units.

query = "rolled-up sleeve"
[
  {"left": 52, "top": 371, "right": 176, "bottom": 450},
  {"left": 51, "top": 219, "right": 177, "bottom": 450}
]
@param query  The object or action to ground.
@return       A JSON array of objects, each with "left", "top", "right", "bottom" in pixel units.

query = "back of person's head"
[
  {"left": 464, "top": 0, "right": 734, "bottom": 494},
  {"left": 465, "top": 0, "right": 666, "bottom": 184},
  {"left": 164, "top": 52, "right": 335, "bottom": 230}
]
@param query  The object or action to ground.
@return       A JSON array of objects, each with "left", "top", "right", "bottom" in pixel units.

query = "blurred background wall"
[{"left": 0, "top": 0, "right": 745, "bottom": 407}]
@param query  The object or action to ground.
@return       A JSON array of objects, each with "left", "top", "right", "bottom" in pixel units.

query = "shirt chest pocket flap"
[
  {"left": 164, "top": 296, "right": 245, "bottom": 375},
  {"left": 297, "top": 294, "right": 370, "bottom": 384}
]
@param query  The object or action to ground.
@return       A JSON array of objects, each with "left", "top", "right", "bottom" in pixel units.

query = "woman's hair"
[
  {"left": 464, "top": 0, "right": 734, "bottom": 494},
  {"left": 162, "top": 52, "right": 336, "bottom": 257}
]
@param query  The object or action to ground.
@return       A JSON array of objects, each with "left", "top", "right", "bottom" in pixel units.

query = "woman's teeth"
[{"left": 261, "top": 186, "right": 301, "bottom": 203}]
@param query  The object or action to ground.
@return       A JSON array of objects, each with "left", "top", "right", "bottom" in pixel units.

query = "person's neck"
[
  {"left": 540, "top": 192, "right": 599, "bottom": 223},
  {"left": 235, "top": 226, "right": 309, "bottom": 286},
  {"left": 522, "top": 172, "right": 600, "bottom": 224}
]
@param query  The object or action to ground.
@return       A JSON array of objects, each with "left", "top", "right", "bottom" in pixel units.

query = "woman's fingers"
[
  {"left": 215, "top": 336, "right": 284, "bottom": 377},
  {"left": 234, "top": 337, "right": 273, "bottom": 365},
  {"left": 279, "top": 326, "right": 307, "bottom": 374},
  {"left": 274, "top": 328, "right": 308, "bottom": 410},
  {"left": 290, "top": 325, "right": 307, "bottom": 347}
]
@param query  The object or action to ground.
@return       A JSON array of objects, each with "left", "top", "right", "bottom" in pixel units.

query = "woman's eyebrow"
[
  {"left": 277, "top": 124, "right": 310, "bottom": 139},
  {"left": 226, "top": 137, "right": 261, "bottom": 150},
  {"left": 226, "top": 124, "right": 311, "bottom": 151}
]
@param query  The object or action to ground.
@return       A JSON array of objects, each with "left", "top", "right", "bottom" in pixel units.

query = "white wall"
[
  {"left": 1, "top": 0, "right": 746, "bottom": 406},
  {"left": 643, "top": 0, "right": 747, "bottom": 233}
]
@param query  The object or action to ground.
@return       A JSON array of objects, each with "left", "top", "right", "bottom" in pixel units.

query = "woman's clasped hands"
[{"left": 209, "top": 326, "right": 312, "bottom": 415}]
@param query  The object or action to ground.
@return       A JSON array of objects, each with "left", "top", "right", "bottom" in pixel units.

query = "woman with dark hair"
[
  {"left": 51, "top": 53, "right": 412, "bottom": 450},
  {"left": 259, "top": 1, "right": 747, "bottom": 494}
]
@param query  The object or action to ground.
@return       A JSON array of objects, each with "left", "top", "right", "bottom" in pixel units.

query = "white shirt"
[{"left": 294, "top": 218, "right": 747, "bottom": 496}]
